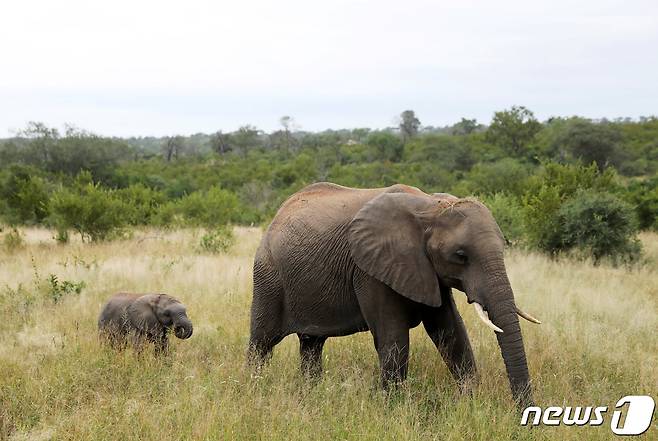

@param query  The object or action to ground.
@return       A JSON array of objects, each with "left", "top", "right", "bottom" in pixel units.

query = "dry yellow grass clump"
[{"left": 0, "top": 227, "right": 656, "bottom": 440}]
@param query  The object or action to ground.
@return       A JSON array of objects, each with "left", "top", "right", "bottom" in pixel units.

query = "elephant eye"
[{"left": 455, "top": 249, "right": 468, "bottom": 263}]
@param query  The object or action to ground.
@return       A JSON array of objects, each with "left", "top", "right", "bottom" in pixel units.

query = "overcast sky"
[{"left": 1, "top": 0, "right": 657, "bottom": 137}]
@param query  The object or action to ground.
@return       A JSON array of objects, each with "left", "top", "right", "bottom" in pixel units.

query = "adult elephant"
[{"left": 248, "top": 182, "right": 540, "bottom": 405}]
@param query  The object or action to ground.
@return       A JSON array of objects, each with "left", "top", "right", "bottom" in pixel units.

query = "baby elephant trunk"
[{"left": 173, "top": 315, "right": 193, "bottom": 339}]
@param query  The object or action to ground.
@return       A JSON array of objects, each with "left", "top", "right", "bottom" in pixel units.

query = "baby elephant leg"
[{"left": 150, "top": 330, "right": 169, "bottom": 355}]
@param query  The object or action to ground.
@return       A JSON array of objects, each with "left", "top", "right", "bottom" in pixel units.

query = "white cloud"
[{"left": 1, "top": 0, "right": 657, "bottom": 136}]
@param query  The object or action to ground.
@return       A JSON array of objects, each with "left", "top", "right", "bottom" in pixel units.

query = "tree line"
[{"left": 1, "top": 107, "right": 656, "bottom": 263}]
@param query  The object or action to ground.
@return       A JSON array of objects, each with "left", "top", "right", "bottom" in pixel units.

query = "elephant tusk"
[
  {"left": 473, "top": 303, "right": 504, "bottom": 333},
  {"left": 516, "top": 307, "right": 542, "bottom": 324}
]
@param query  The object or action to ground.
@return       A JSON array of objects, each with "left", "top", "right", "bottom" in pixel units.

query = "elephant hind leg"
[
  {"left": 247, "top": 333, "right": 283, "bottom": 367},
  {"left": 248, "top": 257, "right": 286, "bottom": 368},
  {"left": 298, "top": 334, "right": 327, "bottom": 379}
]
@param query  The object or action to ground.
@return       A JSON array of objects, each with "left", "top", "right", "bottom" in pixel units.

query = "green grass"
[{"left": 1, "top": 228, "right": 656, "bottom": 440}]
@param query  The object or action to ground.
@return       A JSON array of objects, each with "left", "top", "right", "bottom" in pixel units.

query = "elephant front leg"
[
  {"left": 422, "top": 286, "right": 477, "bottom": 393},
  {"left": 152, "top": 330, "right": 169, "bottom": 356},
  {"left": 354, "top": 270, "right": 413, "bottom": 389},
  {"left": 373, "top": 329, "right": 410, "bottom": 389},
  {"left": 298, "top": 334, "right": 327, "bottom": 379}
]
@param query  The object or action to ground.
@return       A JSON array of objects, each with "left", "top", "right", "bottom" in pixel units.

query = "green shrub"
[
  {"left": 481, "top": 193, "right": 525, "bottom": 245},
  {"left": 522, "top": 162, "right": 622, "bottom": 254},
  {"left": 0, "top": 165, "right": 50, "bottom": 225},
  {"left": 49, "top": 172, "right": 128, "bottom": 242},
  {"left": 115, "top": 184, "right": 167, "bottom": 225},
  {"left": 624, "top": 178, "right": 658, "bottom": 231},
  {"left": 271, "top": 153, "right": 318, "bottom": 190},
  {"left": 366, "top": 132, "right": 404, "bottom": 162},
  {"left": 522, "top": 184, "right": 564, "bottom": 252},
  {"left": 47, "top": 274, "right": 85, "bottom": 304},
  {"left": 397, "top": 162, "right": 457, "bottom": 193},
  {"left": 459, "top": 158, "right": 531, "bottom": 196},
  {"left": 155, "top": 186, "right": 240, "bottom": 228},
  {"left": 524, "top": 162, "right": 618, "bottom": 197},
  {"left": 403, "top": 135, "right": 475, "bottom": 171},
  {"left": 556, "top": 190, "right": 641, "bottom": 263},
  {"left": 198, "top": 226, "right": 235, "bottom": 254}
]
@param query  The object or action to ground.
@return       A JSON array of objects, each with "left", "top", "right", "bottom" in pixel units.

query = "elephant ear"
[
  {"left": 348, "top": 192, "right": 442, "bottom": 307},
  {"left": 127, "top": 294, "right": 162, "bottom": 333}
]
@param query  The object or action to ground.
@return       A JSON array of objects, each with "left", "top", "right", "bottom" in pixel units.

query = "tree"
[
  {"left": 7, "top": 123, "right": 132, "bottom": 180},
  {"left": 231, "top": 125, "right": 261, "bottom": 157},
  {"left": 559, "top": 119, "right": 622, "bottom": 170},
  {"left": 351, "top": 128, "right": 371, "bottom": 143},
  {"left": 210, "top": 131, "right": 232, "bottom": 155},
  {"left": 279, "top": 115, "right": 298, "bottom": 152},
  {"left": 403, "top": 135, "right": 474, "bottom": 171},
  {"left": 486, "top": 106, "right": 542, "bottom": 157},
  {"left": 18, "top": 121, "right": 60, "bottom": 165},
  {"left": 452, "top": 118, "right": 480, "bottom": 135},
  {"left": 399, "top": 110, "right": 421, "bottom": 143},
  {"left": 50, "top": 127, "right": 132, "bottom": 180},
  {"left": 162, "top": 136, "right": 185, "bottom": 161},
  {"left": 366, "top": 132, "right": 404, "bottom": 162}
]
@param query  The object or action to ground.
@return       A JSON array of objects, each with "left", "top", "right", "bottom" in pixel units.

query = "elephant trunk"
[
  {"left": 173, "top": 314, "right": 193, "bottom": 339},
  {"left": 480, "top": 263, "right": 533, "bottom": 407}
]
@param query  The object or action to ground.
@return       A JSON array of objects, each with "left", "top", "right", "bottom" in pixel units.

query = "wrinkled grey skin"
[
  {"left": 98, "top": 293, "right": 193, "bottom": 353},
  {"left": 249, "top": 182, "right": 533, "bottom": 406}
]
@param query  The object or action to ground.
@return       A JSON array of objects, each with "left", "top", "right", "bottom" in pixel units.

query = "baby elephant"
[{"left": 98, "top": 293, "right": 193, "bottom": 353}]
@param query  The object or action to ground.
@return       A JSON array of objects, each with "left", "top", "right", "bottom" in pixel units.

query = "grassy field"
[{"left": 0, "top": 227, "right": 656, "bottom": 440}]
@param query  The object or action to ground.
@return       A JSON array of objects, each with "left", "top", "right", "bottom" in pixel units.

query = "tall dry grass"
[{"left": 0, "top": 227, "right": 656, "bottom": 440}]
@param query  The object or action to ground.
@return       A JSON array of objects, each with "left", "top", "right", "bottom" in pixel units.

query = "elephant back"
[{"left": 263, "top": 182, "right": 429, "bottom": 274}]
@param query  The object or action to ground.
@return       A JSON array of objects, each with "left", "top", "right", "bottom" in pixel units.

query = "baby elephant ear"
[
  {"left": 128, "top": 294, "right": 161, "bottom": 333},
  {"left": 348, "top": 192, "right": 442, "bottom": 307}
]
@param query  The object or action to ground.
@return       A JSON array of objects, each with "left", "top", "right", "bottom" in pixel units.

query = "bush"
[
  {"left": 49, "top": 172, "right": 129, "bottom": 242},
  {"left": 522, "top": 162, "right": 621, "bottom": 253},
  {"left": 155, "top": 186, "right": 240, "bottom": 228},
  {"left": 524, "top": 162, "right": 618, "bottom": 197},
  {"left": 461, "top": 158, "right": 531, "bottom": 196},
  {"left": 0, "top": 165, "right": 50, "bottom": 225},
  {"left": 271, "top": 153, "right": 318, "bottom": 190},
  {"left": 238, "top": 181, "right": 276, "bottom": 223},
  {"left": 522, "top": 184, "right": 564, "bottom": 252},
  {"left": 47, "top": 274, "right": 85, "bottom": 304},
  {"left": 115, "top": 184, "right": 167, "bottom": 225},
  {"left": 403, "top": 135, "right": 475, "bottom": 171},
  {"left": 366, "top": 132, "right": 403, "bottom": 162},
  {"left": 198, "top": 226, "right": 235, "bottom": 254},
  {"left": 556, "top": 190, "right": 641, "bottom": 263},
  {"left": 624, "top": 178, "right": 658, "bottom": 231},
  {"left": 481, "top": 193, "right": 525, "bottom": 245}
]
